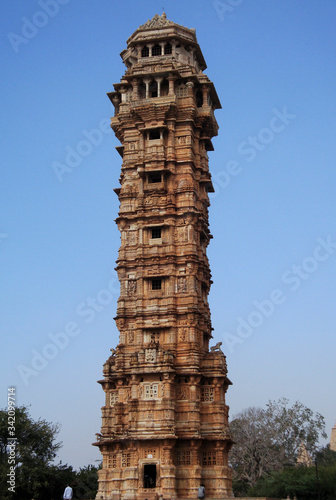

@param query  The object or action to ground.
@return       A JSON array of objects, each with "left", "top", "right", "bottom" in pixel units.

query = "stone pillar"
[
  {"left": 111, "top": 94, "right": 120, "bottom": 116},
  {"left": 143, "top": 78, "right": 151, "bottom": 99},
  {"left": 190, "top": 440, "right": 202, "bottom": 496},
  {"left": 160, "top": 441, "right": 177, "bottom": 499},
  {"left": 131, "top": 78, "right": 139, "bottom": 101},
  {"left": 168, "top": 74, "right": 176, "bottom": 96},
  {"left": 213, "top": 377, "right": 221, "bottom": 401},
  {"left": 131, "top": 375, "right": 139, "bottom": 399},
  {"left": 138, "top": 174, "right": 144, "bottom": 196},
  {"left": 171, "top": 39, "right": 176, "bottom": 58},
  {"left": 189, "top": 376, "right": 200, "bottom": 402},
  {"left": 202, "top": 85, "right": 209, "bottom": 107},
  {"left": 120, "top": 86, "right": 128, "bottom": 103},
  {"left": 186, "top": 80, "right": 194, "bottom": 97},
  {"left": 166, "top": 118, "right": 175, "bottom": 163},
  {"left": 191, "top": 49, "right": 195, "bottom": 64},
  {"left": 156, "top": 76, "right": 163, "bottom": 97}
]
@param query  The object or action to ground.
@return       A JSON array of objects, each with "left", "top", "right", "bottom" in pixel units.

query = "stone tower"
[
  {"left": 94, "top": 13, "right": 233, "bottom": 500},
  {"left": 330, "top": 423, "right": 336, "bottom": 452}
]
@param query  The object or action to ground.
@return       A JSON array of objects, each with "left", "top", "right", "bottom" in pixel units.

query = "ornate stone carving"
[
  {"left": 177, "top": 276, "right": 187, "bottom": 293},
  {"left": 127, "top": 231, "right": 137, "bottom": 245},
  {"left": 127, "top": 279, "right": 137, "bottom": 296},
  {"left": 139, "top": 13, "right": 174, "bottom": 29},
  {"left": 177, "top": 385, "right": 190, "bottom": 400},
  {"left": 145, "top": 348, "right": 157, "bottom": 362},
  {"left": 96, "top": 12, "right": 233, "bottom": 500}
]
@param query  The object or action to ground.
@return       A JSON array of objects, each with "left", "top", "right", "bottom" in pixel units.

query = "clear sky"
[{"left": 1, "top": 0, "right": 335, "bottom": 470}]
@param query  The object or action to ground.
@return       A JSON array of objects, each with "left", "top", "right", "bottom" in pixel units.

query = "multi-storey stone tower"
[
  {"left": 94, "top": 13, "right": 233, "bottom": 500},
  {"left": 330, "top": 423, "right": 336, "bottom": 452}
]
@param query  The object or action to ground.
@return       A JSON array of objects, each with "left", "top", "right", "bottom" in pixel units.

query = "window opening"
[
  {"left": 151, "top": 279, "right": 162, "bottom": 290},
  {"left": 121, "top": 453, "right": 131, "bottom": 467},
  {"left": 144, "top": 383, "right": 159, "bottom": 399},
  {"left": 141, "top": 46, "right": 149, "bottom": 58},
  {"left": 196, "top": 90, "right": 203, "bottom": 107},
  {"left": 139, "top": 82, "right": 146, "bottom": 99},
  {"left": 176, "top": 84, "right": 188, "bottom": 98},
  {"left": 149, "top": 81, "right": 158, "bottom": 98},
  {"left": 152, "top": 45, "right": 162, "bottom": 56},
  {"left": 164, "top": 43, "right": 172, "bottom": 55},
  {"left": 149, "top": 129, "right": 160, "bottom": 140},
  {"left": 161, "top": 79, "right": 169, "bottom": 96},
  {"left": 144, "top": 464, "right": 156, "bottom": 488},
  {"left": 148, "top": 172, "right": 162, "bottom": 183},
  {"left": 176, "top": 450, "right": 191, "bottom": 466},
  {"left": 150, "top": 331, "right": 160, "bottom": 343},
  {"left": 201, "top": 386, "right": 214, "bottom": 402},
  {"left": 144, "top": 448, "right": 157, "bottom": 458},
  {"left": 151, "top": 227, "right": 162, "bottom": 239},
  {"left": 110, "top": 391, "right": 119, "bottom": 406},
  {"left": 108, "top": 454, "right": 117, "bottom": 468},
  {"left": 202, "top": 451, "right": 217, "bottom": 466}
]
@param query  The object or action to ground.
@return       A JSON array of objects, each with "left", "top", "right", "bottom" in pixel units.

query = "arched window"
[
  {"left": 164, "top": 43, "right": 172, "bottom": 55},
  {"left": 152, "top": 44, "right": 162, "bottom": 56},
  {"left": 141, "top": 46, "right": 149, "bottom": 58}
]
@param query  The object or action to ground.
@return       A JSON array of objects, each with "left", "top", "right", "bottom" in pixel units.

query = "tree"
[
  {"left": 249, "top": 466, "right": 318, "bottom": 499},
  {"left": 316, "top": 445, "right": 336, "bottom": 467},
  {"left": 0, "top": 405, "right": 101, "bottom": 499},
  {"left": 265, "top": 398, "right": 327, "bottom": 464},
  {"left": 73, "top": 464, "right": 100, "bottom": 499},
  {"left": 249, "top": 454, "right": 336, "bottom": 500},
  {"left": 229, "top": 406, "right": 282, "bottom": 490},
  {"left": 0, "top": 405, "right": 71, "bottom": 500},
  {"left": 229, "top": 398, "right": 327, "bottom": 494}
]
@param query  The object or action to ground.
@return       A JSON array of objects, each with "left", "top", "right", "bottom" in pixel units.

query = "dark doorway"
[{"left": 144, "top": 464, "right": 156, "bottom": 488}]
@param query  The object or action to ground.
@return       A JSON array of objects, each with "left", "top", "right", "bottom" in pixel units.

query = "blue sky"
[{"left": 1, "top": 0, "right": 335, "bottom": 469}]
